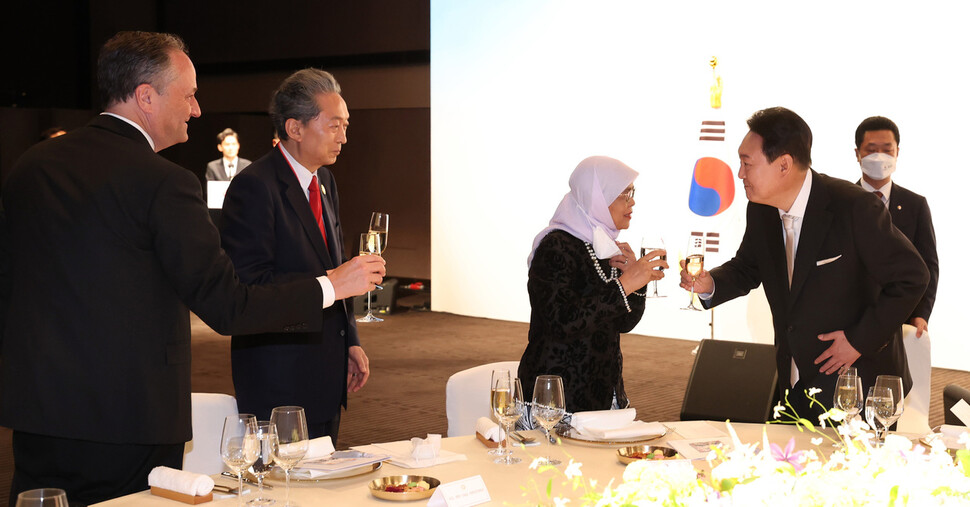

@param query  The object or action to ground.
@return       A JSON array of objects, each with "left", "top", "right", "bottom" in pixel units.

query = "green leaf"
[{"left": 546, "top": 478, "right": 552, "bottom": 497}]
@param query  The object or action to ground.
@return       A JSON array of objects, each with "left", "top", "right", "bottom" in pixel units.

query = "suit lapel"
[
  {"left": 318, "top": 178, "right": 341, "bottom": 264},
  {"left": 757, "top": 205, "right": 790, "bottom": 300},
  {"left": 789, "top": 172, "right": 832, "bottom": 302},
  {"left": 273, "top": 152, "right": 334, "bottom": 268}
]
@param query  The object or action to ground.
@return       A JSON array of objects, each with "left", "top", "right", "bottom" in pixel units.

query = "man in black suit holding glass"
[
  {"left": 679, "top": 107, "right": 928, "bottom": 418},
  {"left": 0, "top": 31, "right": 384, "bottom": 505}
]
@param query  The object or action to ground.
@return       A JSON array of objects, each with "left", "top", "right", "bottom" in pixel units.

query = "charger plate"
[{"left": 556, "top": 426, "right": 666, "bottom": 447}]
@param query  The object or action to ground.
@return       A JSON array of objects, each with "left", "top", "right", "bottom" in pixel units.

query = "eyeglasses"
[{"left": 618, "top": 187, "right": 635, "bottom": 202}]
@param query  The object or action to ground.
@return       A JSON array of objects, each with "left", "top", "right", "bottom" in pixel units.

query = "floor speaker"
[{"left": 680, "top": 339, "right": 778, "bottom": 423}]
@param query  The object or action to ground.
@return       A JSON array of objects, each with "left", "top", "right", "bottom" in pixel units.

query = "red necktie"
[{"left": 308, "top": 176, "right": 329, "bottom": 248}]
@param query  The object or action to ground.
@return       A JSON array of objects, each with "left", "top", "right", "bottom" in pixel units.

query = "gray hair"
[
  {"left": 269, "top": 69, "right": 342, "bottom": 141},
  {"left": 97, "top": 31, "right": 187, "bottom": 109}
]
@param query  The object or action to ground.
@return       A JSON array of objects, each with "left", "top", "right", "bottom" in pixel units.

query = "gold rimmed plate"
[
  {"left": 617, "top": 444, "right": 679, "bottom": 465},
  {"left": 368, "top": 475, "right": 440, "bottom": 501},
  {"left": 267, "top": 461, "right": 382, "bottom": 483},
  {"left": 556, "top": 426, "right": 666, "bottom": 447}
]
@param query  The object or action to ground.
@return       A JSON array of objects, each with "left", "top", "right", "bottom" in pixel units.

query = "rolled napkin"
[
  {"left": 475, "top": 417, "right": 506, "bottom": 442},
  {"left": 570, "top": 408, "right": 636, "bottom": 435},
  {"left": 303, "top": 435, "right": 336, "bottom": 460},
  {"left": 411, "top": 434, "right": 441, "bottom": 460},
  {"left": 147, "top": 466, "right": 214, "bottom": 496}
]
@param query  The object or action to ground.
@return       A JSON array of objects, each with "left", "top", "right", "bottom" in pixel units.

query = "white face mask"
[{"left": 860, "top": 152, "right": 896, "bottom": 180}]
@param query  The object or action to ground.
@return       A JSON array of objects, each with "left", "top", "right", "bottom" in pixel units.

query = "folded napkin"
[
  {"left": 475, "top": 417, "right": 506, "bottom": 442},
  {"left": 304, "top": 436, "right": 336, "bottom": 460},
  {"left": 411, "top": 434, "right": 441, "bottom": 460},
  {"left": 147, "top": 466, "right": 214, "bottom": 496},
  {"left": 571, "top": 408, "right": 636, "bottom": 435},
  {"left": 583, "top": 421, "right": 666, "bottom": 440}
]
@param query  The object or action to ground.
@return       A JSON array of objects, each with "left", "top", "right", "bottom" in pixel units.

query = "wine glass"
[
  {"left": 640, "top": 234, "right": 666, "bottom": 298},
  {"left": 491, "top": 371, "right": 524, "bottom": 464},
  {"left": 869, "top": 386, "right": 896, "bottom": 445},
  {"left": 875, "top": 375, "right": 905, "bottom": 434},
  {"left": 271, "top": 406, "right": 309, "bottom": 507},
  {"left": 248, "top": 421, "right": 278, "bottom": 505},
  {"left": 682, "top": 234, "right": 705, "bottom": 310},
  {"left": 356, "top": 231, "right": 384, "bottom": 323},
  {"left": 15, "top": 489, "right": 68, "bottom": 507},
  {"left": 221, "top": 414, "right": 259, "bottom": 504},
  {"left": 488, "top": 369, "right": 512, "bottom": 457},
  {"left": 833, "top": 371, "right": 862, "bottom": 444},
  {"left": 369, "top": 212, "right": 389, "bottom": 291},
  {"left": 532, "top": 375, "right": 565, "bottom": 465}
]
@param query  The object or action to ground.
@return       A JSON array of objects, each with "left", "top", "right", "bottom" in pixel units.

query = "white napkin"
[
  {"left": 303, "top": 436, "right": 335, "bottom": 460},
  {"left": 147, "top": 466, "right": 214, "bottom": 496},
  {"left": 940, "top": 424, "right": 970, "bottom": 443},
  {"left": 571, "top": 408, "right": 636, "bottom": 435},
  {"left": 583, "top": 421, "right": 666, "bottom": 440},
  {"left": 475, "top": 417, "right": 505, "bottom": 442},
  {"left": 411, "top": 434, "right": 441, "bottom": 460}
]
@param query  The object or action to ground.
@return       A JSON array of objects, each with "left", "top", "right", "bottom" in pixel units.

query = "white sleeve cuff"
[{"left": 317, "top": 276, "right": 335, "bottom": 309}]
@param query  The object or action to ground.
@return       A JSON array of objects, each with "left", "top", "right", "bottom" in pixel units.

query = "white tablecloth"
[{"left": 93, "top": 422, "right": 834, "bottom": 506}]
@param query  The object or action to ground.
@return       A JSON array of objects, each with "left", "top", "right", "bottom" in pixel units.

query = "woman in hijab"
[{"left": 519, "top": 156, "right": 667, "bottom": 413}]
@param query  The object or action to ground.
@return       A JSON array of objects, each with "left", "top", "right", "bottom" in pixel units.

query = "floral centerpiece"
[{"left": 525, "top": 389, "right": 970, "bottom": 506}]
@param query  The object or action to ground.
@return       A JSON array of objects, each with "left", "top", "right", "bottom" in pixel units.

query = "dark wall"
[{"left": 1, "top": 0, "right": 430, "bottom": 279}]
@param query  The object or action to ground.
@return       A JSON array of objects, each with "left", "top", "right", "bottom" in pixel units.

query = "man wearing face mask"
[{"left": 855, "top": 116, "right": 939, "bottom": 338}]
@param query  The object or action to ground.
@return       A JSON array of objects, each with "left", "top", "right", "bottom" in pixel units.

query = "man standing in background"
[
  {"left": 206, "top": 127, "right": 251, "bottom": 181},
  {"left": 0, "top": 32, "right": 384, "bottom": 505},
  {"left": 220, "top": 69, "right": 369, "bottom": 444},
  {"left": 854, "top": 116, "right": 938, "bottom": 338}
]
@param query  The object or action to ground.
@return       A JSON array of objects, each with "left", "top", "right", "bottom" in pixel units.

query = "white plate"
[{"left": 556, "top": 426, "right": 667, "bottom": 447}]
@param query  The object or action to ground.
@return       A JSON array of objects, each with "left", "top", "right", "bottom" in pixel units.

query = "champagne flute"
[
  {"left": 271, "top": 406, "right": 309, "bottom": 507},
  {"left": 15, "top": 489, "right": 68, "bottom": 507},
  {"left": 833, "top": 370, "right": 862, "bottom": 445},
  {"left": 640, "top": 234, "right": 666, "bottom": 298},
  {"left": 368, "top": 212, "right": 389, "bottom": 291},
  {"left": 248, "top": 421, "right": 278, "bottom": 506},
  {"left": 682, "top": 234, "right": 705, "bottom": 310},
  {"left": 532, "top": 375, "right": 565, "bottom": 465},
  {"left": 356, "top": 231, "right": 384, "bottom": 323},
  {"left": 488, "top": 369, "right": 512, "bottom": 457},
  {"left": 870, "top": 386, "right": 896, "bottom": 445},
  {"left": 221, "top": 414, "right": 259, "bottom": 504},
  {"left": 875, "top": 375, "right": 905, "bottom": 434},
  {"left": 491, "top": 372, "right": 524, "bottom": 464}
]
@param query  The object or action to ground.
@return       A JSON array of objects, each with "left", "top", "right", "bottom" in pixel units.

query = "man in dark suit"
[
  {"left": 220, "top": 69, "right": 367, "bottom": 443},
  {"left": 205, "top": 128, "right": 252, "bottom": 181},
  {"left": 0, "top": 32, "right": 384, "bottom": 505},
  {"left": 854, "top": 116, "right": 938, "bottom": 338},
  {"left": 680, "top": 107, "right": 929, "bottom": 417}
]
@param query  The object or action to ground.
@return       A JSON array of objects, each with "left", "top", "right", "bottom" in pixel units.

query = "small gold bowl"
[
  {"left": 617, "top": 444, "right": 679, "bottom": 464},
  {"left": 368, "top": 475, "right": 440, "bottom": 501}
]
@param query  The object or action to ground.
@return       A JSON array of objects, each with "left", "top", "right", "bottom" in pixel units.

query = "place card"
[
  {"left": 426, "top": 475, "right": 490, "bottom": 507},
  {"left": 666, "top": 421, "right": 728, "bottom": 440}
]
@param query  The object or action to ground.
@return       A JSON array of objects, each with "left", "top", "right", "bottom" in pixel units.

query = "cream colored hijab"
[{"left": 527, "top": 156, "right": 638, "bottom": 267}]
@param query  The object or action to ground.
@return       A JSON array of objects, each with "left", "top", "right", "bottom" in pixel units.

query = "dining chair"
[
  {"left": 680, "top": 339, "right": 778, "bottom": 423},
  {"left": 897, "top": 324, "right": 932, "bottom": 434},
  {"left": 182, "top": 392, "right": 239, "bottom": 474},
  {"left": 943, "top": 384, "right": 970, "bottom": 426},
  {"left": 445, "top": 360, "right": 519, "bottom": 437}
]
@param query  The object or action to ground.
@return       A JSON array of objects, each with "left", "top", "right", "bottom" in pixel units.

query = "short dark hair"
[
  {"left": 96, "top": 31, "right": 188, "bottom": 109},
  {"left": 746, "top": 107, "right": 813, "bottom": 169},
  {"left": 217, "top": 128, "right": 239, "bottom": 144},
  {"left": 855, "top": 116, "right": 900, "bottom": 149},
  {"left": 269, "top": 69, "right": 341, "bottom": 142}
]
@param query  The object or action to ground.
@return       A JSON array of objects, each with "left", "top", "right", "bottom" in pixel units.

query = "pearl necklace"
[{"left": 585, "top": 243, "right": 618, "bottom": 282}]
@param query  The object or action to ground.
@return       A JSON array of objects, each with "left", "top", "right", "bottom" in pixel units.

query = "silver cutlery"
[{"left": 221, "top": 471, "right": 274, "bottom": 490}]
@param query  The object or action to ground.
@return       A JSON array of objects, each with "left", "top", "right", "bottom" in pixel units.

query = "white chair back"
[
  {"left": 182, "top": 392, "right": 239, "bottom": 474},
  {"left": 897, "top": 324, "right": 931, "bottom": 434},
  {"left": 446, "top": 361, "right": 519, "bottom": 437}
]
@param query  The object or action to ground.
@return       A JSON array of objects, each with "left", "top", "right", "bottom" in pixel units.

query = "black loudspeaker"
[
  {"left": 680, "top": 339, "right": 778, "bottom": 423},
  {"left": 943, "top": 384, "right": 970, "bottom": 426}
]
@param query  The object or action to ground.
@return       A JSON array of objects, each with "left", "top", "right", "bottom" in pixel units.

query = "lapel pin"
[
  {"left": 896, "top": 205, "right": 901, "bottom": 210},
  {"left": 320, "top": 185, "right": 326, "bottom": 196}
]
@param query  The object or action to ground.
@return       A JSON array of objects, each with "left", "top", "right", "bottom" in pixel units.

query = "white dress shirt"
[{"left": 860, "top": 179, "right": 891, "bottom": 208}]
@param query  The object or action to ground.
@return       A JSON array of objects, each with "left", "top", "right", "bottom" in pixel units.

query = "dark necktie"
[
  {"left": 308, "top": 176, "right": 329, "bottom": 248},
  {"left": 873, "top": 190, "right": 887, "bottom": 207}
]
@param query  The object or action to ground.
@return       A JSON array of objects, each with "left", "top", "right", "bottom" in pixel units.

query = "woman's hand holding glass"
[{"left": 617, "top": 248, "right": 667, "bottom": 294}]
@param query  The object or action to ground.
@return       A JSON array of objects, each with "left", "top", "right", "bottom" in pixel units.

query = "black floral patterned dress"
[{"left": 518, "top": 230, "right": 646, "bottom": 413}]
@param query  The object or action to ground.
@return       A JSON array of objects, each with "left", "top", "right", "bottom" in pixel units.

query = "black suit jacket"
[
  {"left": 706, "top": 171, "right": 928, "bottom": 408},
  {"left": 857, "top": 180, "right": 938, "bottom": 323},
  {"left": 0, "top": 115, "right": 323, "bottom": 445},
  {"left": 206, "top": 157, "right": 252, "bottom": 181},
  {"left": 220, "top": 146, "right": 358, "bottom": 425}
]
